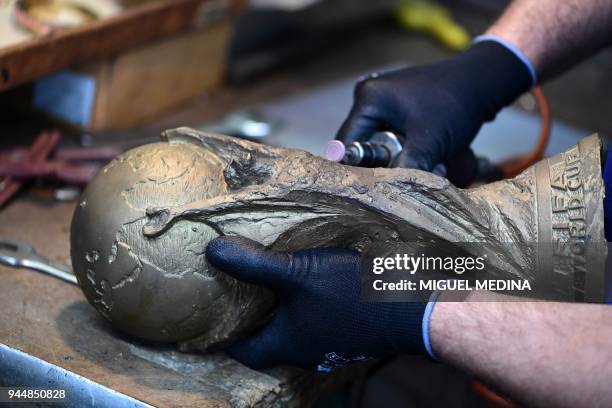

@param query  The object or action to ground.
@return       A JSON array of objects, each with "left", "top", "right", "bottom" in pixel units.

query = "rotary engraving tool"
[
  {"left": 327, "top": 132, "right": 449, "bottom": 177},
  {"left": 326, "top": 131, "right": 403, "bottom": 168}
]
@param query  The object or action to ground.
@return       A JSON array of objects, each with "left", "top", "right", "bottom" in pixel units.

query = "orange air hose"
[
  {"left": 471, "top": 380, "right": 521, "bottom": 408},
  {"left": 499, "top": 85, "right": 552, "bottom": 178}
]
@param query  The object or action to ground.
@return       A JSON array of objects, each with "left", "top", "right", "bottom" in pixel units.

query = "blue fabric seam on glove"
[
  {"left": 473, "top": 34, "right": 538, "bottom": 87},
  {"left": 422, "top": 289, "right": 443, "bottom": 361}
]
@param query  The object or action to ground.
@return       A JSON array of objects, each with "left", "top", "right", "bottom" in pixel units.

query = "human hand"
[
  {"left": 337, "top": 40, "right": 533, "bottom": 183},
  {"left": 206, "top": 236, "right": 431, "bottom": 371}
]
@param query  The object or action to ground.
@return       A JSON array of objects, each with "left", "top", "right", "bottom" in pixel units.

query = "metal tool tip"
[{"left": 325, "top": 140, "right": 346, "bottom": 162}]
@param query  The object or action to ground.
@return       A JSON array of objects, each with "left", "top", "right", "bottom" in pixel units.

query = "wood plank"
[
  {"left": 87, "top": 22, "right": 231, "bottom": 130},
  {"left": 0, "top": 0, "right": 245, "bottom": 92}
]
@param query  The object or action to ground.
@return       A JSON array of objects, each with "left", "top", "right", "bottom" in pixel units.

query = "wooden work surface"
[
  {"left": 0, "top": 0, "right": 245, "bottom": 92},
  {"left": 0, "top": 199, "right": 349, "bottom": 407}
]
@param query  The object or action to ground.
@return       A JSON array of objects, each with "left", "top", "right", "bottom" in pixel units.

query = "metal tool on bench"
[
  {"left": 198, "top": 109, "right": 279, "bottom": 140},
  {"left": 0, "top": 130, "right": 121, "bottom": 207},
  {"left": 0, "top": 239, "right": 78, "bottom": 285}
]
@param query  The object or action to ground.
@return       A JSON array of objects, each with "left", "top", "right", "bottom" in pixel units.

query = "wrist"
[
  {"left": 426, "top": 290, "right": 495, "bottom": 362},
  {"left": 427, "top": 292, "right": 453, "bottom": 363},
  {"left": 456, "top": 39, "right": 533, "bottom": 121},
  {"left": 473, "top": 35, "right": 537, "bottom": 87},
  {"left": 421, "top": 290, "right": 443, "bottom": 360}
]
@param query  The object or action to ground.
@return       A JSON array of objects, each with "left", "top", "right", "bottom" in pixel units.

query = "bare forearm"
[
  {"left": 486, "top": 0, "right": 612, "bottom": 81},
  {"left": 430, "top": 291, "right": 612, "bottom": 408}
]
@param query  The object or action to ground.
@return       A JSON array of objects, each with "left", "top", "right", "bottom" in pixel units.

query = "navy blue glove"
[
  {"left": 206, "top": 236, "right": 431, "bottom": 371},
  {"left": 337, "top": 40, "right": 533, "bottom": 177}
]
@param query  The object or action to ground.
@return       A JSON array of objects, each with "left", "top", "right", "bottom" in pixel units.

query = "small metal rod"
[{"left": 0, "top": 239, "right": 78, "bottom": 285}]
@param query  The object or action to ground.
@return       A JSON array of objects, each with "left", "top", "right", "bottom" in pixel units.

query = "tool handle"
[
  {"left": 345, "top": 142, "right": 391, "bottom": 167},
  {"left": 19, "top": 258, "right": 78, "bottom": 285}
]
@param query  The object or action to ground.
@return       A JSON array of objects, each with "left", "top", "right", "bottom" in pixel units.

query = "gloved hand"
[
  {"left": 337, "top": 40, "right": 533, "bottom": 178},
  {"left": 206, "top": 236, "right": 433, "bottom": 371}
]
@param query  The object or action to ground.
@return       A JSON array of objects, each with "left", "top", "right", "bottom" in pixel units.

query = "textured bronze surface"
[
  {"left": 70, "top": 141, "right": 276, "bottom": 350},
  {"left": 71, "top": 128, "right": 607, "bottom": 351}
]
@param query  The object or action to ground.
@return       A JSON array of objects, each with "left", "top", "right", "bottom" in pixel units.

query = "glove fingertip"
[
  {"left": 207, "top": 236, "right": 294, "bottom": 287},
  {"left": 206, "top": 236, "right": 263, "bottom": 273}
]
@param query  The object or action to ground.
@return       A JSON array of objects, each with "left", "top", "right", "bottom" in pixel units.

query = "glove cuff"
[
  {"left": 473, "top": 35, "right": 537, "bottom": 87},
  {"left": 456, "top": 38, "right": 534, "bottom": 121},
  {"left": 422, "top": 289, "right": 443, "bottom": 360}
]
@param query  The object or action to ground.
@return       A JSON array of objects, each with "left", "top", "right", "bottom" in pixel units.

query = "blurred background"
[
  {"left": 0, "top": 0, "right": 610, "bottom": 406},
  {"left": 2, "top": 0, "right": 610, "bottom": 204}
]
